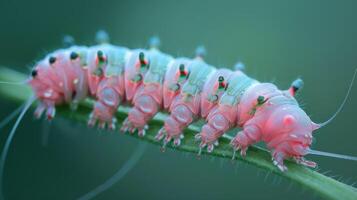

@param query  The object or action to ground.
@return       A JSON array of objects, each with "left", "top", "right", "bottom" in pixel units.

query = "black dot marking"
[
  {"left": 257, "top": 95, "right": 267, "bottom": 105},
  {"left": 31, "top": 69, "right": 38, "bottom": 77},
  {"left": 139, "top": 52, "right": 145, "bottom": 62},
  {"left": 70, "top": 52, "right": 79, "bottom": 60},
  {"left": 97, "top": 50, "right": 105, "bottom": 62},
  {"left": 179, "top": 64, "right": 185, "bottom": 72},
  {"left": 218, "top": 76, "right": 224, "bottom": 82},
  {"left": 49, "top": 56, "right": 56, "bottom": 64},
  {"left": 292, "top": 86, "right": 299, "bottom": 93},
  {"left": 290, "top": 78, "right": 304, "bottom": 95}
]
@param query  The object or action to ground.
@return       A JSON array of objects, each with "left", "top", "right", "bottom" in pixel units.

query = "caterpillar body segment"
[
  {"left": 200, "top": 68, "right": 232, "bottom": 119},
  {"left": 123, "top": 49, "right": 148, "bottom": 102},
  {"left": 122, "top": 48, "right": 173, "bottom": 136},
  {"left": 27, "top": 34, "right": 346, "bottom": 172},
  {"left": 162, "top": 58, "right": 191, "bottom": 110},
  {"left": 196, "top": 71, "right": 258, "bottom": 153},
  {"left": 86, "top": 45, "right": 129, "bottom": 128},
  {"left": 157, "top": 58, "right": 216, "bottom": 147}
]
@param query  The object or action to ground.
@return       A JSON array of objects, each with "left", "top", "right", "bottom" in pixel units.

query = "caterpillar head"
[{"left": 264, "top": 104, "right": 320, "bottom": 157}]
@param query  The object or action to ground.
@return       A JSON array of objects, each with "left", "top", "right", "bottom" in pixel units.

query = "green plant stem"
[{"left": 0, "top": 67, "right": 356, "bottom": 200}]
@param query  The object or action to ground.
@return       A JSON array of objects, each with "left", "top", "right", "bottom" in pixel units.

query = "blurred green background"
[{"left": 0, "top": 0, "right": 356, "bottom": 199}]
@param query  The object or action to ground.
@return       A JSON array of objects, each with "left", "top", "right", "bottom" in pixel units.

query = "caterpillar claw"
[
  {"left": 160, "top": 135, "right": 172, "bottom": 152},
  {"left": 156, "top": 128, "right": 182, "bottom": 148},
  {"left": 155, "top": 128, "right": 166, "bottom": 141},
  {"left": 231, "top": 149, "right": 237, "bottom": 161},
  {"left": 34, "top": 104, "right": 46, "bottom": 119},
  {"left": 88, "top": 113, "right": 117, "bottom": 131},
  {"left": 121, "top": 118, "right": 148, "bottom": 136},
  {"left": 272, "top": 151, "right": 288, "bottom": 172},
  {"left": 230, "top": 137, "right": 248, "bottom": 157},
  {"left": 198, "top": 141, "right": 207, "bottom": 157},
  {"left": 164, "top": 135, "right": 172, "bottom": 144},
  {"left": 129, "top": 127, "right": 136, "bottom": 134},
  {"left": 195, "top": 133, "right": 217, "bottom": 153},
  {"left": 199, "top": 141, "right": 207, "bottom": 149},
  {"left": 207, "top": 144, "right": 214, "bottom": 153},
  {"left": 173, "top": 137, "right": 181, "bottom": 147},
  {"left": 34, "top": 104, "right": 56, "bottom": 120},
  {"left": 120, "top": 118, "right": 131, "bottom": 133},
  {"left": 98, "top": 121, "right": 106, "bottom": 129},
  {"left": 294, "top": 157, "right": 317, "bottom": 168},
  {"left": 88, "top": 112, "right": 97, "bottom": 127},
  {"left": 46, "top": 106, "right": 56, "bottom": 120},
  {"left": 273, "top": 159, "right": 288, "bottom": 172},
  {"left": 197, "top": 146, "right": 203, "bottom": 160},
  {"left": 138, "top": 128, "right": 146, "bottom": 137},
  {"left": 108, "top": 118, "right": 117, "bottom": 130},
  {"left": 240, "top": 147, "right": 248, "bottom": 157},
  {"left": 135, "top": 124, "right": 149, "bottom": 137}
]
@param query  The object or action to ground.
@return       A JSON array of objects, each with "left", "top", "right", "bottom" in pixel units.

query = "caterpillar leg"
[
  {"left": 88, "top": 101, "right": 118, "bottom": 130},
  {"left": 230, "top": 124, "right": 261, "bottom": 159},
  {"left": 271, "top": 150, "right": 288, "bottom": 172},
  {"left": 88, "top": 87, "right": 120, "bottom": 130},
  {"left": 195, "top": 113, "right": 230, "bottom": 154},
  {"left": 271, "top": 144, "right": 316, "bottom": 171},
  {"left": 34, "top": 102, "right": 56, "bottom": 120},
  {"left": 294, "top": 156, "right": 317, "bottom": 168},
  {"left": 155, "top": 105, "right": 193, "bottom": 148},
  {"left": 121, "top": 95, "right": 158, "bottom": 137}
]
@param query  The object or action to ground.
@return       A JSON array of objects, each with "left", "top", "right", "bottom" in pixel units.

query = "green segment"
[
  {"left": 220, "top": 73, "right": 255, "bottom": 106},
  {"left": 181, "top": 60, "right": 214, "bottom": 97},
  {"left": 143, "top": 49, "right": 173, "bottom": 84},
  {"left": 88, "top": 44, "right": 128, "bottom": 77},
  {"left": 104, "top": 46, "right": 127, "bottom": 77}
]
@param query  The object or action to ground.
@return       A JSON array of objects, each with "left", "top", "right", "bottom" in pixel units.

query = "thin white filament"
[
  {"left": 77, "top": 143, "right": 147, "bottom": 200},
  {"left": 319, "top": 68, "right": 357, "bottom": 127},
  {"left": 0, "top": 104, "right": 25, "bottom": 130},
  {"left": 0, "top": 96, "right": 35, "bottom": 200},
  {"left": 0, "top": 81, "right": 26, "bottom": 85},
  {"left": 308, "top": 149, "right": 357, "bottom": 161}
]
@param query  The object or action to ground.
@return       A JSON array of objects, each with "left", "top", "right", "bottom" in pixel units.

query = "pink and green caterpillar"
[{"left": 6, "top": 31, "right": 357, "bottom": 173}]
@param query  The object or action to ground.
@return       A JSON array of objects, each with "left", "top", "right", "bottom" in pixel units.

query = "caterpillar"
[{"left": 1, "top": 30, "right": 357, "bottom": 180}]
